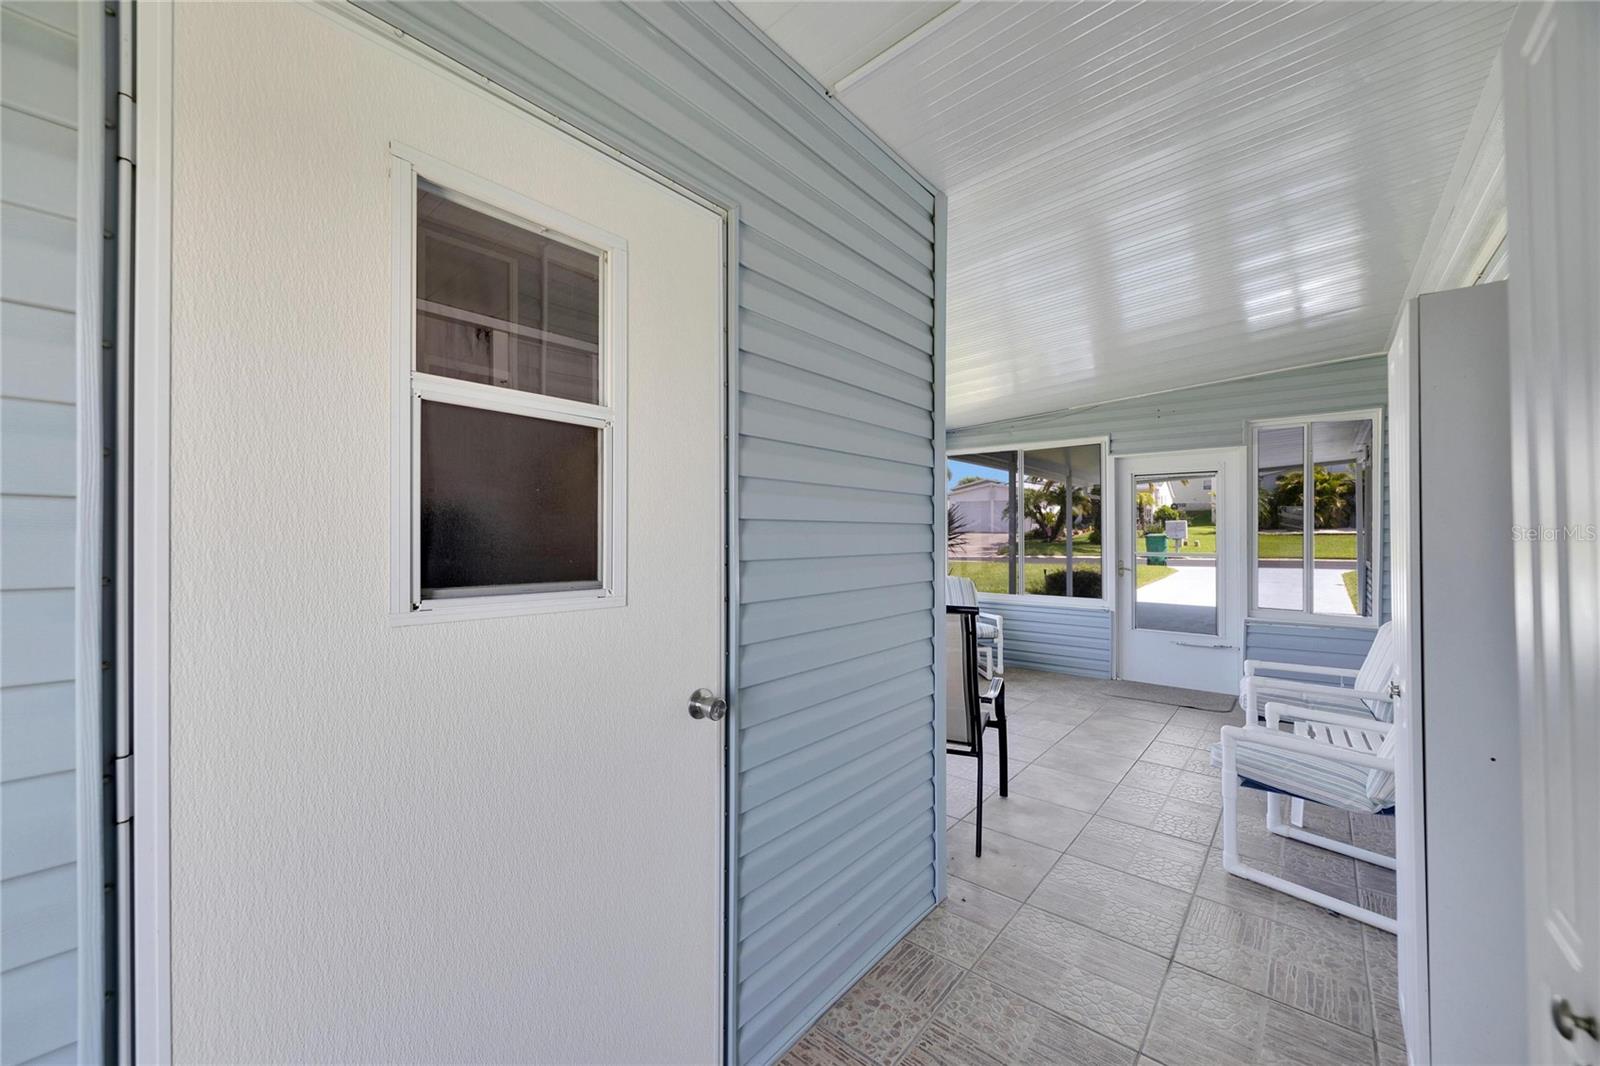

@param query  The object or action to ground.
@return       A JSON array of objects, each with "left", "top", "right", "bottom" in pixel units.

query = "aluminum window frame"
[
  {"left": 1246, "top": 407, "right": 1383, "bottom": 628},
  {"left": 389, "top": 146, "right": 629, "bottom": 623},
  {"left": 947, "top": 435, "right": 1112, "bottom": 608}
]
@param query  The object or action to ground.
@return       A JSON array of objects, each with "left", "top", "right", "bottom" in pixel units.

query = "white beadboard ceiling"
[{"left": 740, "top": 1, "right": 1513, "bottom": 429}]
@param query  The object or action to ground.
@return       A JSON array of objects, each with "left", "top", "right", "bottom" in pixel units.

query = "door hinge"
[
  {"left": 117, "top": 91, "right": 135, "bottom": 165},
  {"left": 1388, "top": 680, "right": 1403, "bottom": 699},
  {"left": 114, "top": 754, "right": 132, "bottom": 825}
]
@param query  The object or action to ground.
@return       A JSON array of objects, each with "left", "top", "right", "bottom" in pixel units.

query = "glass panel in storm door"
[{"left": 1132, "top": 473, "right": 1219, "bottom": 634}]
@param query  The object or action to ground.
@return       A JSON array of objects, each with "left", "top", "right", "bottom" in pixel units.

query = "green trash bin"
[{"left": 1143, "top": 532, "right": 1168, "bottom": 565}]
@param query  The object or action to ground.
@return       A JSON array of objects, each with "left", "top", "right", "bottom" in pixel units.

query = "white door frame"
[
  {"left": 1113, "top": 447, "right": 1247, "bottom": 693},
  {"left": 129, "top": 5, "right": 740, "bottom": 1062}
]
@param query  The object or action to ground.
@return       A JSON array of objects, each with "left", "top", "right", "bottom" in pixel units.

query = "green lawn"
[
  {"left": 950, "top": 560, "right": 1175, "bottom": 595},
  {"left": 1258, "top": 531, "right": 1357, "bottom": 560},
  {"left": 1342, "top": 569, "right": 1360, "bottom": 607}
]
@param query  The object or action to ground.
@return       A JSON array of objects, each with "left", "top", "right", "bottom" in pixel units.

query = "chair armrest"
[
  {"left": 979, "top": 676, "right": 1003, "bottom": 702},
  {"left": 1244, "top": 660, "right": 1359, "bottom": 680},
  {"left": 1244, "top": 677, "right": 1393, "bottom": 705},
  {"left": 1221, "top": 723, "right": 1393, "bottom": 773},
  {"left": 1262, "top": 701, "right": 1394, "bottom": 735}
]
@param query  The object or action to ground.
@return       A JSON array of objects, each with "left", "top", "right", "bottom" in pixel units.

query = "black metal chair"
[{"left": 946, "top": 601, "right": 1008, "bottom": 856}]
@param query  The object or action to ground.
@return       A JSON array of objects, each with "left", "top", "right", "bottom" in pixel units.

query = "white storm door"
[
  {"left": 1114, "top": 451, "right": 1245, "bottom": 694},
  {"left": 1504, "top": 4, "right": 1600, "bottom": 1063},
  {"left": 159, "top": 5, "right": 725, "bottom": 1063}
]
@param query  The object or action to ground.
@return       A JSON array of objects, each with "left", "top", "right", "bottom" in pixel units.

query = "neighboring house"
[{"left": 947, "top": 477, "right": 1008, "bottom": 533}]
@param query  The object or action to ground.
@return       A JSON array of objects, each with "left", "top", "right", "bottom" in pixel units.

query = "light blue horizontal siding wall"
[
  {"left": 1243, "top": 621, "right": 1378, "bottom": 671},
  {"left": 354, "top": 5, "right": 939, "bottom": 1064},
  {"left": 978, "top": 598, "right": 1112, "bottom": 677},
  {"left": 950, "top": 356, "right": 1389, "bottom": 675},
  {"left": 1, "top": 5, "right": 83, "bottom": 1064}
]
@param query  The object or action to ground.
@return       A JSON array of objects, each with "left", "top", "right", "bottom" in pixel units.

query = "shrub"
[
  {"left": 1042, "top": 566, "right": 1103, "bottom": 598},
  {"left": 1153, "top": 505, "right": 1181, "bottom": 522}
]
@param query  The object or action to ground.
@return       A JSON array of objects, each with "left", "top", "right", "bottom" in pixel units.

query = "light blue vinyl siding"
[
  {"left": 950, "top": 356, "right": 1390, "bottom": 676},
  {"left": 354, "top": 5, "right": 939, "bottom": 1064},
  {"left": 979, "top": 598, "right": 1113, "bottom": 677},
  {"left": 1, "top": 4, "right": 84, "bottom": 1064}
]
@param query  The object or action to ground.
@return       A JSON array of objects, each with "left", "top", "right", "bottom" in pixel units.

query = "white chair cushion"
[
  {"left": 1211, "top": 741, "right": 1393, "bottom": 814},
  {"left": 946, "top": 575, "right": 980, "bottom": 609},
  {"left": 1353, "top": 621, "right": 1397, "bottom": 721},
  {"left": 1365, "top": 727, "right": 1399, "bottom": 806}
]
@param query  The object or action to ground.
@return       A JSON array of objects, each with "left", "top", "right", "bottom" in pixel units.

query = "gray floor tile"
[
  {"left": 1365, "top": 927, "right": 1406, "bottom": 1053},
  {"left": 902, "top": 973, "right": 1136, "bottom": 1066},
  {"left": 1063, "top": 729, "right": 1159, "bottom": 759},
  {"left": 1144, "top": 965, "right": 1376, "bottom": 1066},
  {"left": 1157, "top": 722, "right": 1217, "bottom": 747},
  {"left": 1028, "top": 854, "right": 1192, "bottom": 955},
  {"left": 1095, "top": 696, "right": 1180, "bottom": 724},
  {"left": 966, "top": 791, "right": 1092, "bottom": 851},
  {"left": 1183, "top": 747, "right": 1222, "bottom": 778},
  {"left": 1150, "top": 795, "right": 1222, "bottom": 845},
  {"left": 908, "top": 903, "right": 1005, "bottom": 969},
  {"left": 1139, "top": 741, "right": 1197, "bottom": 769},
  {"left": 777, "top": 1027, "right": 875, "bottom": 1066},
  {"left": 1170, "top": 706, "right": 1237, "bottom": 730},
  {"left": 1007, "top": 715, "right": 1077, "bottom": 744},
  {"left": 1002, "top": 732, "right": 1057, "bottom": 763},
  {"left": 945, "top": 775, "right": 997, "bottom": 821},
  {"left": 1067, "top": 817, "right": 1208, "bottom": 892},
  {"left": 945, "top": 875, "right": 1024, "bottom": 933},
  {"left": 1099, "top": 783, "right": 1169, "bottom": 828},
  {"left": 948, "top": 824, "right": 1063, "bottom": 901},
  {"left": 1168, "top": 771, "right": 1224, "bottom": 808},
  {"left": 1011, "top": 763, "right": 1118, "bottom": 812},
  {"left": 1101, "top": 680, "right": 1235, "bottom": 712},
  {"left": 973, "top": 905, "right": 1168, "bottom": 1048},
  {"left": 1175, "top": 896, "right": 1275, "bottom": 991},
  {"left": 1077, "top": 714, "right": 1165, "bottom": 742},
  {"left": 816, "top": 941, "right": 963, "bottom": 1066},
  {"left": 1350, "top": 813, "right": 1397, "bottom": 857},
  {"left": 1032, "top": 743, "right": 1138, "bottom": 784},
  {"left": 1176, "top": 896, "right": 1371, "bottom": 1034},
  {"left": 1196, "top": 849, "right": 1368, "bottom": 940},
  {"left": 1122, "top": 761, "right": 1183, "bottom": 795}
]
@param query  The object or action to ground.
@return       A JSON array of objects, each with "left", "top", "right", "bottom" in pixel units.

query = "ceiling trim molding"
[
  {"left": 712, "top": 0, "right": 944, "bottom": 200},
  {"left": 830, "top": 1, "right": 969, "bottom": 97},
  {"left": 950, "top": 350, "right": 1389, "bottom": 436},
  {"left": 1393, "top": 51, "right": 1508, "bottom": 317}
]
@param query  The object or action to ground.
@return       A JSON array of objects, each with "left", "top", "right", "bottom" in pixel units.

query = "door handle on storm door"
[{"left": 687, "top": 688, "right": 727, "bottom": 722}]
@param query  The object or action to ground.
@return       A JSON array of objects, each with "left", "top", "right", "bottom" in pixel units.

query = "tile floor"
[{"left": 781, "top": 670, "right": 1403, "bottom": 1066}]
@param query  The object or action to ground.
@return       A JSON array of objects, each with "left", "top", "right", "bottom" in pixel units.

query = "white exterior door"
[
  {"left": 156, "top": 5, "right": 725, "bottom": 1061},
  {"left": 1114, "top": 450, "right": 1245, "bottom": 693},
  {"left": 1504, "top": 4, "right": 1600, "bottom": 1063}
]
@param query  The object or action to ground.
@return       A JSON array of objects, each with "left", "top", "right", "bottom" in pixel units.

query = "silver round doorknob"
[{"left": 688, "top": 688, "right": 727, "bottom": 722}]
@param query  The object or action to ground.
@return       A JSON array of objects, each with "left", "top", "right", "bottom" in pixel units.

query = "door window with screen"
[
  {"left": 1250, "top": 413, "right": 1379, "bottom": 622},
  {"left": 947, "top": 440, "right": 1107, "bottom": 602},
  {"left": 393, "top": 158, "right": 626, "bottom": 618},
  {"left": 1131, "top": 471, "right": 1219, "bottom": 634}
]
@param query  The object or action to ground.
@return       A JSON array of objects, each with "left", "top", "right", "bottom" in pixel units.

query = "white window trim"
[
  {"left": 948, "top": 435, "right": 1113, "bottom": 609},
  {"left": 1246, "top": 407, "right": 1384, "bottom": 629},
  {"left": 389, "top": 145, "right": 629, "bottom": 624}
]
